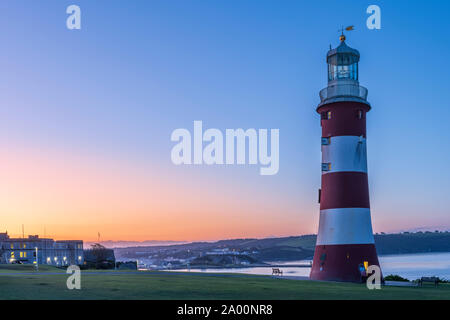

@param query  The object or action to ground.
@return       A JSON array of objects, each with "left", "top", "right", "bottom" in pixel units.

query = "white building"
[{"left": 0, "top": 233, "right": 84, "bottom": 266}]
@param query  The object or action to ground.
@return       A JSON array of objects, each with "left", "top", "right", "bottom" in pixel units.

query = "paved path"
[
  {"left": 384, "top": 281, "right": 418, "bottom": 287},
  {"left": 0, "top": 270, "right": 304, "bottom": 280}
]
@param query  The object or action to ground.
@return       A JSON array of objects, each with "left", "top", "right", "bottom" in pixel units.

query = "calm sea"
[{"left": 170, "top": 252, "right": 450, "bottom": 281}]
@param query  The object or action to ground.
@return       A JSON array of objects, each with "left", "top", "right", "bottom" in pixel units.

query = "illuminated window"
[
  {"left": 10, "top": 244, "right": 14, "bottom": 249},
  {"left": 321, "top": 111, "right": 332, "bottom": 120},
  {"left": 20, "top": 252, "right": 23, "bottom": 258},
  {"left": 364, "top": 261, "right": 369, "bottom": 271},
  {"left": 11, "top": 252, "right": 15, "bottom": 259},
  {"left": 320, "top": 111, "right": 331, "bottom": 120},
  {"left": 328, "top": 62, "right": 358, "bottom": 81},
  {"left": 321, "top": 163, "right": 331, "bottom": 172}
]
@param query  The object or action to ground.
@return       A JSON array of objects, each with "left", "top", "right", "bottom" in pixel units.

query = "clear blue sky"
[{"left": 0, "top": 0, "right": 449, "bottom": 240}]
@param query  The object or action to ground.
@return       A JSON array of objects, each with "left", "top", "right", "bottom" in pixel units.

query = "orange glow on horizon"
[{"left": 0, "top": 144, "right": 316, "bottom": 242}]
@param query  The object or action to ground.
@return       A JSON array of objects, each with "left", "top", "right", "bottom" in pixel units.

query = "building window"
[{"left": 10, "top": 244, "right": 14, "bottom": 249}]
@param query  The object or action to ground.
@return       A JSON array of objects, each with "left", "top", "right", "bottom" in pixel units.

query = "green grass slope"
[{"left": 0, "top": 266, "right": 449, "bottom": 300}]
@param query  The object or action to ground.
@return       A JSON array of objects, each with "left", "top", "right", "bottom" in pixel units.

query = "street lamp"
[{"left": 35, "top": 247, "right": 38, "bottom": 271}]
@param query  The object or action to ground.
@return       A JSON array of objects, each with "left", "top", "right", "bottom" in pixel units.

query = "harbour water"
[{"left": 170, "top": 252, "right": 450, "bottom": 281}]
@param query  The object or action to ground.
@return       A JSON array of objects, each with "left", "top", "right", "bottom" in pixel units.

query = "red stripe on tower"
[{"left": 310, "top": 35, "right": 381, "bottom": 283}]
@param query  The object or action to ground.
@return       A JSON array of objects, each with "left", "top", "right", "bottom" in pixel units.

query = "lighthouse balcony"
[{"left": 319, "top": 84, "right": 369, "bottom": 106}]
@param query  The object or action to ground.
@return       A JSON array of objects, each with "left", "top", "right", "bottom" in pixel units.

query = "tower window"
[
  {"left": 321, "top": 111, "right": 331, "bottom": 120},
  {"left": 357, "top": 109, "right": 364, "bottom": 119},
  {"left": 321, "top": 137, "right": 330, "bottom": 145},
  {"left": 328, "top": 62, "right": 358, "bottom": 81},
  {"left": 322, "top": 163, "right": 331, "bottom": 172}
]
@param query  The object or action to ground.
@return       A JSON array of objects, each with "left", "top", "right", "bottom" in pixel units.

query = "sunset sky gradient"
[{"left": 1, "top": 1, "right": 449, "bottom": 241}]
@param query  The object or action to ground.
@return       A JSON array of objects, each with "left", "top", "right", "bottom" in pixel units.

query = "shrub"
[{"left": 384, "top": 274, "right": 410, "bottom": 282}]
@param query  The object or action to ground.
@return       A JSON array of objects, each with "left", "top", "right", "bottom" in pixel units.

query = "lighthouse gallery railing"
[{"left": 319, "top": 84, "right": 368, "bottom": 103}]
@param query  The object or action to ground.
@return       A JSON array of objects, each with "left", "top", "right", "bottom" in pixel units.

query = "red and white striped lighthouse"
[{"left": 310, "top": 34, "right": 381, "bottom": 282}]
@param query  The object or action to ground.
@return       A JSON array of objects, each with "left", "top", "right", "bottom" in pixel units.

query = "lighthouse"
[{"left": 310, "top": 33, "right": 381, "bottom": 282}]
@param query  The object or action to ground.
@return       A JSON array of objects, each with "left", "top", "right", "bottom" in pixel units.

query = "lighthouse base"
[{"left": 310, "top": 243, "right": 381, "bottom": 283}]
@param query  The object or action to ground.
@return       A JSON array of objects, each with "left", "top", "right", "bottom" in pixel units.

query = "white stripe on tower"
[
  {"left": 322, "top": 136, "right": 367, "bottom": 174},
  {"left": 316, "top": 208, "right": 375, "bottom": 245}
]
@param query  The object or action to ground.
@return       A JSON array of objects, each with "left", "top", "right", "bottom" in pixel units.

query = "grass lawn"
[{"left": 0, "top": 265, "right": 449, "bottom": 300}]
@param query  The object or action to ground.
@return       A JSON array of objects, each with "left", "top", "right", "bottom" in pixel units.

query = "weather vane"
[{"left": 338, "top": 25, "right": 355, "bottom": 41}]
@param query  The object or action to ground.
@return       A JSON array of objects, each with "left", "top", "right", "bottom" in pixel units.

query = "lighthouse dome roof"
[{"left": 327, "top": 41, "right": 360, "bottom": 66}]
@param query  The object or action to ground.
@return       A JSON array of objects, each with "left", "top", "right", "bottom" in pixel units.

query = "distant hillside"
[
  {"left": 265, "top": 232, "right": 450, "bottom": 256},
  {"left": 211, "top": 232, "right": 450, "bottom": 257},
  {"left": 114, "top": 232, "right": 450, "bottom": 262},
  {"left": 190, "top": 254, "right": 258, "bottom": 267},
  {"left": 374, "top": 232, "right": 450, "bottom": 255}
]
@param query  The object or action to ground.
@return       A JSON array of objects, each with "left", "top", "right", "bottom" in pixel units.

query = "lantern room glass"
[{"left": 328, "top": 62, "right": 358, "bottom": 81}]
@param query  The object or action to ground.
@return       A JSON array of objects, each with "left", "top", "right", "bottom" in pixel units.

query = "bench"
[
  {"left": 272, "top": 268, "right": 283, "bottom": 276},
  {"left": 418, "top": 277, "right": 439, "bottom": 287}
]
